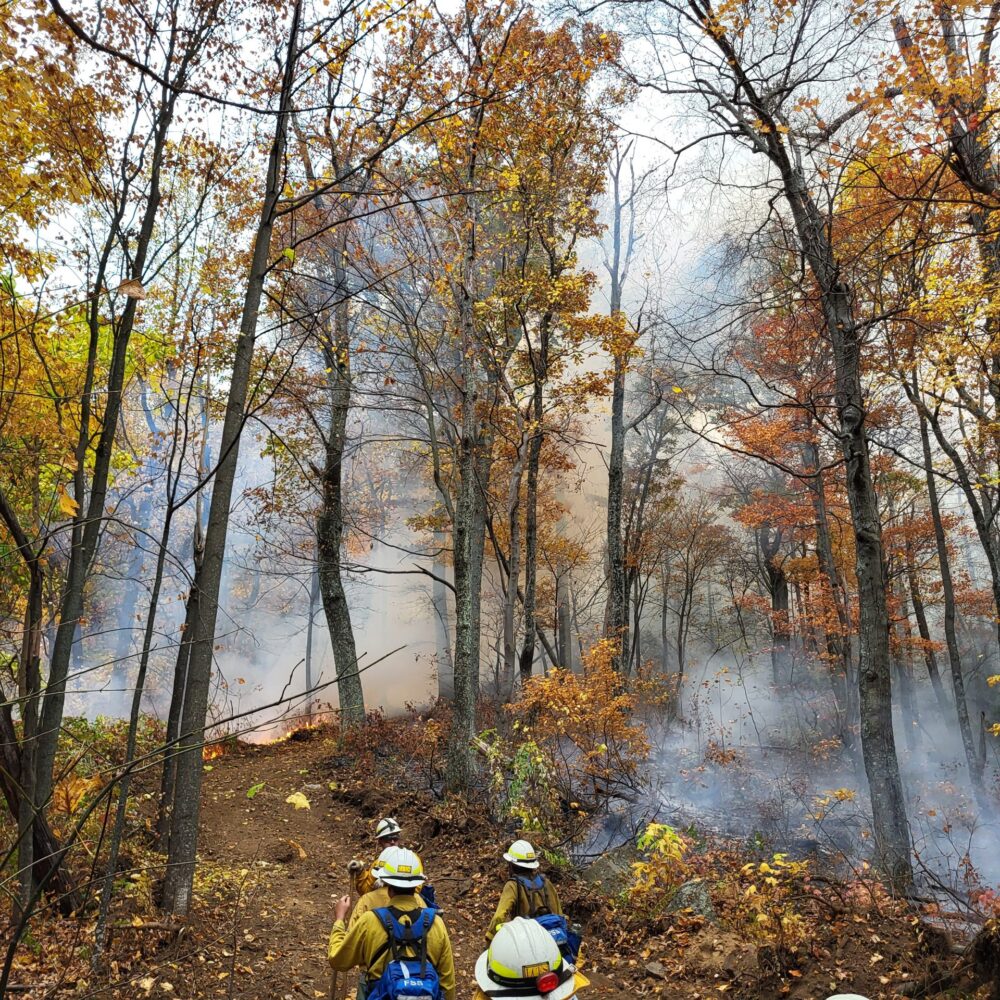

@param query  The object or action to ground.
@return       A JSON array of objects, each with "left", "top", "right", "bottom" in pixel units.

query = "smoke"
[{"left": 582, "top": 653, "right": 1000, "bottom": 901}]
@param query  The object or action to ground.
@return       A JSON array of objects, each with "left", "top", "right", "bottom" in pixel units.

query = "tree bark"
[
  {"left": 432, "top": 529, "right": 454, "bottom": 700},
  {"left": 160, "top": 2, "right": 301, "bottom": 915}
]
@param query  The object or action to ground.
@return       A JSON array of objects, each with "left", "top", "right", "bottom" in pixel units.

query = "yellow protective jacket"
[
  {"left": 355, "top": 862, "right": 377, "bottom": 897},
  {"left": 349, "top": 885, "right": 425, "bottom": 928},
  {"left": 486, "top": 874, "right": 563, "bottom": 941},
  {"left": 328, "top": 893, "right": 456, "bottom": 1000}
]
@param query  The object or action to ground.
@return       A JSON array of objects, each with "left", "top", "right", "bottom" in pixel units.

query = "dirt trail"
[{"left": 190, "top": 731, "right": 631, "bottom": 1000}]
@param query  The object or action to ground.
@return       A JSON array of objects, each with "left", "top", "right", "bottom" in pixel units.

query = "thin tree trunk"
[
  {"left": 606, "top": 351, "right": 628, "bottom": 667},
  {"left": 905, "top": 543, "right": 951, "bottom": 716},
  {"left": 317, "top": 230, "right": 365, "bottom": 728},
  {"left": 160, "top": 4, "right": 301, "bottom": 915},
  {"left": 918, "top": 404, "right": 987, "bottom": 803},
  {"left": 432, "top": 529, "right": 454, "bottom": 700},
  {"left": 503, "top": 451, "right": 524, "bottom": 698},
  {"left": 518, "top": 414, "right": 543, "bottom": 689},
  {"left": 16, "top": 557, "right": 43, "bottom": 917},
  {"left": 95, "top": 500, "right": 175, "bottom": 957},
  {"left": 803, "top": 439, "right": 856, "bottom": 739},
  {"left": 557, "top": 570, "right": 572, "bottom": 671},
  {"left": 304, "top": 561, "right": 319, "bottom": 719},
  {"left": 0, "top": 488, "right": 80, "bottom": 914}
]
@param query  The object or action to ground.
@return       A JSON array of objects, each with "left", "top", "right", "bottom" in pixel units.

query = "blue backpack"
[
  {"left": 514, "top": 875, "right": 581, "bottom": 964},
  {"left": 367, "top": 906, "right": 442, "bottom": 1000}
]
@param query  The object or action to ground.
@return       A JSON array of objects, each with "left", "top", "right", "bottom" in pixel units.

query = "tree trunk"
[
  {"left": 518, "top": 415, "right": 543, "bottom": 689},
  {"left": 502, "top": 451, "right": 524, "bottom": 698},
  {"left": 606, "top": 352, "right": 628, "bottom": 668},
  {"left": 556, "top": 570, "right": 572, "bottom": 671},
  {"left": 95, "top": 502, "right": 174, "bottom": 957},
  {"left": 432, "top": 529, "right": 454, "bottom": 700},
  {"left": 304, "top": 560, "right": 319, "bottom": 718},
  {"left": 918, "top": 405, "right": 987, "bottom": 803},
  {"left": 446, "top": 430, "right": 491, "bottom": 790},
  {"left": 0, "top": 708, "right": 81, "bottom": 916},
  {"left": 160, "top": 3, "right": 301, "bottom": 915},
  {"left": 803, "top": 439, "right": 856, "bottom": 739},
  {"left": 905, "top": 545, "right": 951, "bottom": 716},
  {"left": 603, "top": 151, "right": 633, "bottom": 672},
  {"left": 15, "top": 556, "right": 43, "bottom": 917},
  {"left": 779, "top": 158, "right": 912, "bottom": 884},
  {"left": 317, "top": 230, "right": 365, "bottom": 728}
]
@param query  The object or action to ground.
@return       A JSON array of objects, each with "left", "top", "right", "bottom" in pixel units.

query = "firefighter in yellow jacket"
[
  {"left": 328, "top": 847, "right": 456, "bottom": 1000},
  {"left": 348, "top": 847, "right": 426, "bottom": 928},
  {"left": 349, "top": 817, "right": 403, "bottom": 896},
  {"left": 487, "top": 839, "right": 563, "bottom": 941},
  {"left": 475, "top": 918, "right": 588, "bottom": 1000}
]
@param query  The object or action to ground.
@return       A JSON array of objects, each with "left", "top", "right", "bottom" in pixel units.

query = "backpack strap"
[
  {"left": 370, "top": 906, "right": 437, "bottom": 976},
  {"left": 514, "top": 875, "right": 549, "bottom": 918}
]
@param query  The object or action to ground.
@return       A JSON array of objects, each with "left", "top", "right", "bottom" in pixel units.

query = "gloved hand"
[{"left": 347, "top": 859, "right": 364, "bottom": 873}]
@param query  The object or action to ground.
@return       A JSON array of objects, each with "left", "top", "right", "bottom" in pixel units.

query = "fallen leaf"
[{"left": 285, "top": 792, "right": 311, "bottom": 810}]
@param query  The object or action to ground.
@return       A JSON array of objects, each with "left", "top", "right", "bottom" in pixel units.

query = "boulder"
[
  {"left": 667, "top": 879, "right": 717, "bottom": 922},
  {"left": 578, "top": 841, "right": 641, "bottom": 895}
]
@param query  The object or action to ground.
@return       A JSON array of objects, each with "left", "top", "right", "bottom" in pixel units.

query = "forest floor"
[{"left": 6, "top": 720, "right": 987, "bottom": 999}]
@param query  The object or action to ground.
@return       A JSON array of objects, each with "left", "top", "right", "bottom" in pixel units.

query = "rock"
[
  {"left": 645, "top": 961, "right": 668, "bottom": 980},
  {"left": 578, "top": 842, "right": 641, "bottom": 895},
  {"left": 667, "top": 879, "right": 717, "bottom": 922}
]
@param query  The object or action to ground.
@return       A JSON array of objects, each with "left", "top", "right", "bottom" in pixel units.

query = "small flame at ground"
[
  {"left": 241, "top": 713, "right": 335, "bottom": 746},
  {"left": 202, "top": 742, "right": 227, "bottom": 761}
]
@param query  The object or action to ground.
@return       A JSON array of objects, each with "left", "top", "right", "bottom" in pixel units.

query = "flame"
[
  {"left": 243, "top": 716, "right": 332, "bottom": 746},
  {"left": 202, "top": 742, "right": 227, "bottom": 761}
]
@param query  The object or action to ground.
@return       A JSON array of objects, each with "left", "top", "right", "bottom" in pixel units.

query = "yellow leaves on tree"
[
  {"left": 511, "top": 638, "right": 649, "bottom": 812},
  {"left": 735, "top": 853, "right": 811, "bottom": 950},
  {"left": 629, "top": 823, "right": 691, "bottom": 908}
]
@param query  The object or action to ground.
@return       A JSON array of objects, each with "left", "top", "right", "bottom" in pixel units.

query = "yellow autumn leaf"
[
  {"left": 285, "top": 792, "right": 311, "bottom": 810},
  {"left": 57, "top": 484, "right": 79, "bottom": 517}
]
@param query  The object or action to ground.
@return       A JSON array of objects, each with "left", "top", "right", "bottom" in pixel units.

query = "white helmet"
[
  {"left": 503, "top": 839, "right": 540, "bottom": 870},
  {"left": 371, "top": 845, "right": 396, "bottom": 882},
  {"left": 375, "top": 816, "right": 402, "bottom": 841},
  {"left": 376, "top": 846, "right": 425, "bottom": 889},
  {"left": 825, "top": 996, "right": 870, "bottom": 1000},
  {"left": 475, "top": 918, "right": 577, "bottom": 1000}
]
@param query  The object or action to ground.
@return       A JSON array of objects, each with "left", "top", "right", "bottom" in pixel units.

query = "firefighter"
[
  {"left": 487, "top": 839, "right": 563, "bottom": 942},
  {"left": 474, "top": 918, "right": 587, "bottom": 1000},
  {"left": 328, "top": 847, "right": 455, "bottom": 1000},
  {"left": 349, "top": 848, "right": 426, "bottom": 928},
  {"left": 350, "top": 817, "right": 403, "bottom": 896}
]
